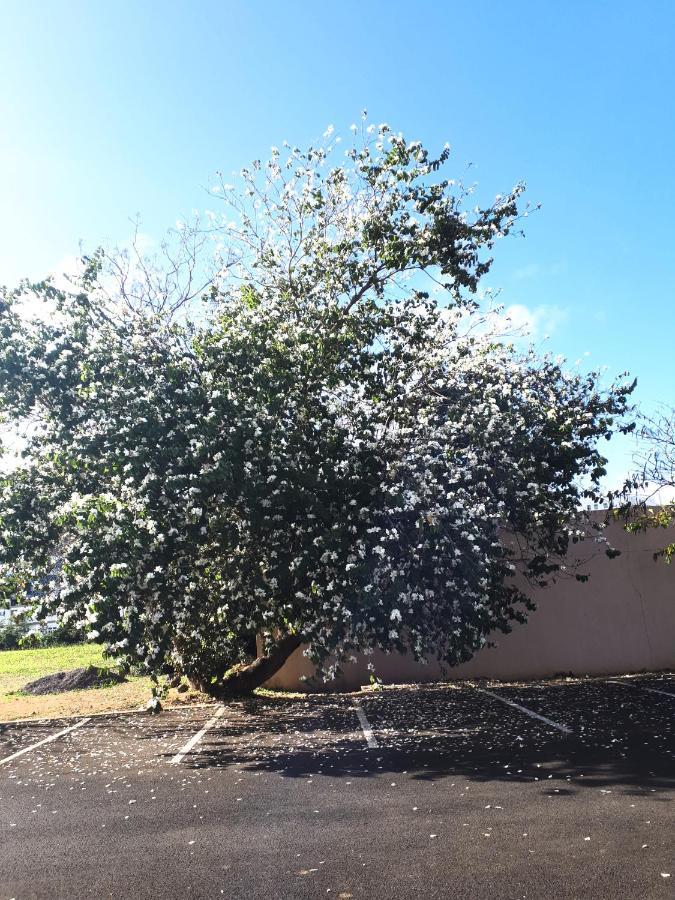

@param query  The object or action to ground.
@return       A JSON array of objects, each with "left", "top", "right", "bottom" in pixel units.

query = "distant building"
[{"left": 0, "top": 603, "right": 59, "bottom": 634}]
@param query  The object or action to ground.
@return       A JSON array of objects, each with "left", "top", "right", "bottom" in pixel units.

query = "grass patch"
[
  {"left": 0, "top": 643, "right": 108, "bottom": 680},
  {"left": 0, "top": 643, "right": 209, "bottom": 722}
]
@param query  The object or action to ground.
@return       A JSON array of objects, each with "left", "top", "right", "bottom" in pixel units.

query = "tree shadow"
[{"left": 181, "top": 686, "right": 675, "bottom": 796}]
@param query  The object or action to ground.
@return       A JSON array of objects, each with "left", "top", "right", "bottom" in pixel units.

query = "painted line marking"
[
  {"left": 170, "top": 706, "right": 225, "bottom": 764},
  {"left": 608, "top": 680, "right": 675, "bottom": 700},
  {"left": 474, "top": 687, "right": 572, "bottom": 734},
  {"left": 0, "top": 717, "right": 91, "bottom": 766},
  {"left": 353, "top": 700, "right": 379, "bottom": 748}
]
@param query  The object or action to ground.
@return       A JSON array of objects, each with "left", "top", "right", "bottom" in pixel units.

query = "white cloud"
[
  {"left": 49, "top": 254, "right": 85, "bottom": 291},
  {"left": 12, "top": 254, "right": 84, "bottom": 323},
  {"left": 14, "top": 230, "right": 157, "bottom": 323},
  {"left": 512, "top": 263, "right": 541, "bottom": 280},
  {"left": 512, "top": 260, "right": 568, "bottom": 281},
  {"left": 629, "top": 481, "right": 675, "bottom": 506},
  {"left": 499, "top": 303, "right": 569, "bottom": 340}
]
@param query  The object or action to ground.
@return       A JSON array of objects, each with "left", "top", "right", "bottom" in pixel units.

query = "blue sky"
[{"left": 1, "top": 0, "right": 674, "bottom": 486}]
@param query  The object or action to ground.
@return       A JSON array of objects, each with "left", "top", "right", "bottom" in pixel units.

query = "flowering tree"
[
  {"left": 623, "top": 407, "right": 675, "bottom": 562},
  {"left": 0, "top": 124, "right": 635, "bottom": 695}
]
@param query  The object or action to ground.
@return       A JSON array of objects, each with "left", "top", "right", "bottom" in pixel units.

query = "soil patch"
[{"left": 22, "top": 666, "right": 126, "bottom": 695}]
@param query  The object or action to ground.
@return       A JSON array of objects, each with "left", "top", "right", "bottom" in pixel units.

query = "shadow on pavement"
[{"left": 184, "top": 686, "right": 675, "bottom": 797}]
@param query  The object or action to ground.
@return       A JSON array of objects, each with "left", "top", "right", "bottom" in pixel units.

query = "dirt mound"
[{"left": 23, "top": 666, "right": 126, "bottom": 695}]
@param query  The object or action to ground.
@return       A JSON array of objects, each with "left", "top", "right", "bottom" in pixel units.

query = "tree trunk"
[{"left": 192, "top": 633, "right": 303, "bottom": 698}]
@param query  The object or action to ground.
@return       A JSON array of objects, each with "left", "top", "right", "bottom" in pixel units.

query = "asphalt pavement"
[{"left": 1, "top": 676, "right": 673, "bottom": 899}]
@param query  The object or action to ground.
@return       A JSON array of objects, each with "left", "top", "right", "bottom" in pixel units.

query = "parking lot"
[{"left": 1, "top": 675, "right": 673, "bottom": 899}]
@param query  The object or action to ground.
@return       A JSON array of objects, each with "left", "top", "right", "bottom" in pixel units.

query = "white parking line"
[
  {"left": 170, "top": 706, "right": 225, "bottom": 764},
  {"left": 353, "top": 700, "right": 379, "bottom": 748},
  {"left": 608, "top": 680, "right": 675, "bottom": 700},
  {"left": 474, "top": 687, "right": 572, "bottom": 734},
  {"left": 0, "top": 717, "right": 91, "bottom": 766}
]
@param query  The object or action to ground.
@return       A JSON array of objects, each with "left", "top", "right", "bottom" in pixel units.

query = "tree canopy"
[
  {"left": 623, "top": 407, "right": 675, "bottom": 562},
  {"left": 0, "top": 123, "right": 635, "bottom": 694}
]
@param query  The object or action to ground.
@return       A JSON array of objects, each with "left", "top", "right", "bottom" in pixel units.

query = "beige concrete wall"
[{"left": 265, "top": 517, "right": 675, "bottom": 691}]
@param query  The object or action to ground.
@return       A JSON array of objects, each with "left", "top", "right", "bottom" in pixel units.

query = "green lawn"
[
  {"left": 0, "top": 642, "right": 108, "bottom": 680},
  {"left": 0, "top": 643, "right": 205, "bottom": 722}
]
